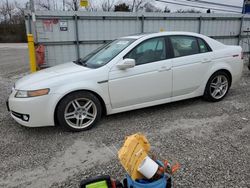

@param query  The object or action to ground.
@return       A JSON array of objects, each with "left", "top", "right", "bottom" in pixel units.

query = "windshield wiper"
[{"left": 74, "top": 58, "right": 88, "bottom": 66}]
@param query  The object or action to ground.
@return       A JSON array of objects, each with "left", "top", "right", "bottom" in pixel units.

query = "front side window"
[
  {"left": 170, "top": 36, "right": 200, "bottom": 58},
  {"left": 77, "top": 39, "right": 135, "bottom": 68},
  {"left": 125, "top": 37, "right": 166, "bottom": 65}
]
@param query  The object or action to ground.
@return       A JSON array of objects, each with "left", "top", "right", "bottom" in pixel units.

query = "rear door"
[{"left": 169, "top": 35, "right": 213, "bottom": 97}]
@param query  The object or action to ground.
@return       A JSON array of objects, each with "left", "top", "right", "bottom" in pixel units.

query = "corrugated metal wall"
[{"left": 25, "top": 11, "right": 250, "bottom": 67}]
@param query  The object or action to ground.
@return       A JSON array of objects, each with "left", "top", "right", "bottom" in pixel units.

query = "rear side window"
[
  {"left": 170, "top": 36, "right": 199, "bottom": 58},
  {"left": 169, "top": 36, "right": 211, "bottom": 58},
  {"left": 198, "top": 38, "right": 210, "bottom": 53}
]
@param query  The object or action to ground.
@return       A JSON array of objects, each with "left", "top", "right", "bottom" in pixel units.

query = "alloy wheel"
[
  {"left": 209, "top": 75, "right": 228, "bottom": 100},
  {"left": 64, "top": 98, "right": 97, "bottom": 129}
]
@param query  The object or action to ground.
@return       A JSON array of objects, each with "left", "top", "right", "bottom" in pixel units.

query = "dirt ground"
[{"left": 0, "top": 44, "right": 249, "bottom": 188}]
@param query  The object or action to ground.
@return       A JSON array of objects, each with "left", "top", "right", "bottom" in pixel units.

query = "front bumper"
[{"left": 8, "top": 90, "right": 59, "bottom": 127}]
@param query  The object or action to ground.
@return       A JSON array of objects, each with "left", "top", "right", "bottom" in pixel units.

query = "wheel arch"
[
  {"left": 53, "top": 89, "right": 107, "bottom": 126},
  {"left": 202, "top": 68, "right": 232, "bottom": 101},
  {"left": 203, "top": 68, "right": 232, "bottom": 97},
  {"left": 208, "top": 69, "right": 232, "bottom": 87}
]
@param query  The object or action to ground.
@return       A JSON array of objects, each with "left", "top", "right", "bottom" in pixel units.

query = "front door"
[{"left": 108, "top": 37, "right": 172, "bottom": 109}]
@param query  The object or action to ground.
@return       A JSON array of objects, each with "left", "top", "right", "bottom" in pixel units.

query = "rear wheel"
[
  {"left": 56, "top": 91, "right": 102, "bottom": 131},
  {"left": 203, "top": 71, "right": 230, "bottom": 102}
]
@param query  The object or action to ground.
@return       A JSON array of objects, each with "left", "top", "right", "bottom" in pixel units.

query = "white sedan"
[{"left": 7, "top": 32, "right": 243, "bottom": 131}]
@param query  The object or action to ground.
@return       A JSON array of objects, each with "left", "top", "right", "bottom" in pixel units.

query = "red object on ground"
[
  {"left": 111, "top": 180, "right": 116, "bottom": 188},
  {"left": 36, "top": 45, "right": 45, "bottom": 66}
]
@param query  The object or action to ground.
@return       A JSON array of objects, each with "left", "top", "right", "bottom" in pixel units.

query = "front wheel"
[
  {"left": 203, "top": 71, "right": 230, "bottom": 102},
  {"left": 56, "top": 91, "right": 102, "bottom": 131}
]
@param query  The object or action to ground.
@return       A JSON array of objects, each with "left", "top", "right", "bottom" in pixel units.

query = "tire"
[
  {"left": 56, "top": 91, "right": 102, "bottom": 131},
  {"left": 203, "top": 71, "right": 230, "bottom": 102}
]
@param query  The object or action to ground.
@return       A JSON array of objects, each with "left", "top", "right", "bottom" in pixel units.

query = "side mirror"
[{"left": 117, "top": 58, "right": 135, "bottom": 70}]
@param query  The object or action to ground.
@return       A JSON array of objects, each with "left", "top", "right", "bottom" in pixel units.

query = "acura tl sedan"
[{"left": 7, "top": 32, "right": 243, "bottom": 131}]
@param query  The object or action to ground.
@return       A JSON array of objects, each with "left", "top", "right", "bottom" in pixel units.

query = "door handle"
[
  {"left": 202, "top": 59, "right": 212, "bottom": 63},
  {"left": 158, "top": 66, "right": 171, "bottom": 72}
]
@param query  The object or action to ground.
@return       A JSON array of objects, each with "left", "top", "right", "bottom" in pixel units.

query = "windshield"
[{"left": 76, "top": 38, "right": 135, "bottom": 68}]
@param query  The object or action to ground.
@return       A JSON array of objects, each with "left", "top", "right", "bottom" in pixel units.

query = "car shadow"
[
  {"left": 11, "top": 96, "right": 217, "bottom": 134},
  {"left": 102, "top": 96, "right": 204, "bottom": 121}
]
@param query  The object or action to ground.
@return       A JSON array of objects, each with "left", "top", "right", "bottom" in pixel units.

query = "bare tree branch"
[
  {"left": 0, "top": 3, "right": 8, "bottom": 23},
  {"left": 132, "top": 0, "right": 147, "bottom": 12},
  {"left": 37, "top": 0, "right": 51, "bottom": 11},
  {"left": 101, "top": 0, "right": 115, "bottom": 11},
  {"left": 84, "top": 0, "right": 98, "bottom": 12},
  {"left": 144, "top": 2, "right": 162, "bottom": 12},
  {"left": 66, "top": 0, "right": 80, "bottom": 11},
  {"left": 0, "top": 0, "right": 15, "bottom": 23},
  {"left": 14, "top": 1, "right": 29, "bottom": 16},
  {"left": 0, "top": 0, "right": 26, "bottom": 24}
]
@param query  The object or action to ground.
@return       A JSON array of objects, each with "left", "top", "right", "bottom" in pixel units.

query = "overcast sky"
[
  {"left": 9, "top": 0, "right": 245, "bottom": 13},
  {"left": 156, "top": 0, "right": 244, "bottom": 13}
]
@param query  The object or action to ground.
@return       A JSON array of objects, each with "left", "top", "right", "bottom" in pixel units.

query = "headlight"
[{"left": 15, "top": 89, "right": 50, "bottom": 98}]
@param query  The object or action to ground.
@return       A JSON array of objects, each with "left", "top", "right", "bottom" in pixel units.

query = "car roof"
[
  {"left": 121, "top": 31, "right": 207, "bottom": 40},
  {"left": 121, "top": 33, "right": 151, "bottom": 39},
  {"left": 120, "top": 31, "right": 225, "bottom": 51}
]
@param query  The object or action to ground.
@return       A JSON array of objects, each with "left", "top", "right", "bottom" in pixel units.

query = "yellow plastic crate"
[{"left": 118, "top": 133, "right": 150, "bottom": 180}]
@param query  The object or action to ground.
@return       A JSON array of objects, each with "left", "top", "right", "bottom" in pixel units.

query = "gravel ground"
[{"left": 0, "top": 44, "right": 250, "bottom": 188}]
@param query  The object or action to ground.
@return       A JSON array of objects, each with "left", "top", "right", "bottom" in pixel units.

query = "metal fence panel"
[
  {"left": 36, "top": 19, "right": 76, "bottom": 42},
  {"left": 25, "top": 11, "right": 250, "bottom": 67},
  {"left": 78, "top": 19, "right": 141, "bottom": 41},
  {"left": 79, "top": 43, "right": 102, "bottom": 59},
  {"left": 45, "top": 45, "right": 76, "bottom": 66},
  {"left": 144, "top": 19, "right": 200, "bottom": 33},
  {"left": 201, "top": 19, "right": 241, "bottom": 36},
  {"left": 217, "top": 38, "right": 239, "bottom": 46}
]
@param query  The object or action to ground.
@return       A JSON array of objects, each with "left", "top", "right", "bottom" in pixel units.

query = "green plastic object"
[{"left": 85, "top": 180, "right": 108, "bottom": 188}]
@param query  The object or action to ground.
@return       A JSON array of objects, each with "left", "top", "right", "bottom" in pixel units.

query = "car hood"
[{"left": 15, "top": 62, "right": 90, "bottom": 89}]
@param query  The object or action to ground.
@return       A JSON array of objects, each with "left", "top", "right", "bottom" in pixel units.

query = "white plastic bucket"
[{"left": 137, "top": 156, "right": 159, "bottom": 179}]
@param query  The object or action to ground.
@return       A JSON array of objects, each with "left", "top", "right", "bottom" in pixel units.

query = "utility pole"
[
  {"left": 29, "top": 0, "right": 35, "bottom": 22},
  {"left": 29, "top": 0, "right": 36, "bottom": 41},
  {"left": 63, "top": 0, "right": 65, "bottom": 11},
  {"left": 29, "top": 0, "right": 35, "bottom": 12},
  {"left": 132, "top": 0, "right": 135, "bottom": 12},
  {"left": 27, "top": 0, "right": 37, "bottom": 72}
]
